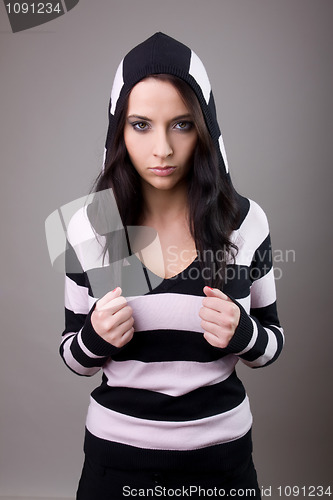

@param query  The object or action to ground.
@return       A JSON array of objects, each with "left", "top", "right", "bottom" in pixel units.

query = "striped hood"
[{"left": 105, "top": 32, "right": 229, "bottom": 176}]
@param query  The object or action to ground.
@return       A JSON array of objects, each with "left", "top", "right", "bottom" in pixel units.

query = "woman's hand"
[
  {"left": 199, "top": 286, "right": 240, "bottom": 349},
  {"left": 91, "top": 287, "right": 134, "bottom": 348}
]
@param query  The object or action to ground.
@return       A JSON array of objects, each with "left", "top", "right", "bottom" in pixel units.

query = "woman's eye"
[
  {"left": 132, "top": 122, "right": 149, "bottom": 131},
  {"left": 175, "top": 121, "right": 193, "bottom": 131}
]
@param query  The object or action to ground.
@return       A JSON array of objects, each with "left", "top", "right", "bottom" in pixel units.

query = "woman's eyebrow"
[
  {"left": 172, "top": 114, "right": 193, "bottom": 121},
  {"left": 127, "top": 113, "right": 193, "bottom": 121},
  {"left": 127, "top": 114, "right": 151, "bottom": 121}
]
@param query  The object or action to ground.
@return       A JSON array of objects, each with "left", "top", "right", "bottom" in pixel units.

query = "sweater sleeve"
[
  {"left": 225, "top": 202, "right": 285, "bottom": 368},
  {"left": 59, "top": 208, "right": 123, "bottom": 377}
]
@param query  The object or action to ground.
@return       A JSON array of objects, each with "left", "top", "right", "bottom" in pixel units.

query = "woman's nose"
[{"left": 153, "top": 130, "right": 173, "bottom": 159}]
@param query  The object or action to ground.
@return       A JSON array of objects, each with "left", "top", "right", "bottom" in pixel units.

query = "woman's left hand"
[{"left": 199, "top": 286, "right": 240, "bottom": 349}]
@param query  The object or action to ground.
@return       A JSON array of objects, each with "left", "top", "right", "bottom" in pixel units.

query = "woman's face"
[{"left": 123, "top": 78, "right": 198, "bottom": 193}]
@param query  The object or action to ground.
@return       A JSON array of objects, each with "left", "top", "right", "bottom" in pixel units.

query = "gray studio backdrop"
[{"left": 1, "top": 1, "right": 332, "bottom": 499}]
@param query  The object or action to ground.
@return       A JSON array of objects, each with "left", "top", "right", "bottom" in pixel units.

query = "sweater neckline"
[{"left": 132, "top": 253, "right": 199, "bottom": 281}]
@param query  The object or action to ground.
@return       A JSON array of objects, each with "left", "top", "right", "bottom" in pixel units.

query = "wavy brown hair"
[{"left": 92, "top": 74, "right": 240, "bottom": 289}]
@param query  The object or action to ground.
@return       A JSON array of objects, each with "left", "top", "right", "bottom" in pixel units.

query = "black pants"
[{"left": 76, "top": 454, "right": 261, "bottom": 499}]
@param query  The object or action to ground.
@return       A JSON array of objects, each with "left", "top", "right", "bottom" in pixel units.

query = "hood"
[{"left": 105, "top": 32, "right": 229, "bottom": 176}]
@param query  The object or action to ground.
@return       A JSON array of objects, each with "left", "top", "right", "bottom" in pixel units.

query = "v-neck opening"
[{"left": 133, "top": 253, "right": 199, "bottom": 282}]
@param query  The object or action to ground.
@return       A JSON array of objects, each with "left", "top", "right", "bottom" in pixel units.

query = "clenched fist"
[
  {"left": 91, "top": 287, "right": 134, "bottom": 348},
  {"left": 199, "top": 286, "right": 240, "bottom": 349}
]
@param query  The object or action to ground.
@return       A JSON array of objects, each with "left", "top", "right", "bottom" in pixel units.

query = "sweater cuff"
[
  {"left": 225, "top": 299, "right": 254, "bottom": 354},
  {"left": 80, "top": 303, "right": 123, "bottom": 357}
]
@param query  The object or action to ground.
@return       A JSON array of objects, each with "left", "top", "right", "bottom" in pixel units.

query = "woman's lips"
[{"left": 149, "top": 166, "right": 176, "bottom": 176}]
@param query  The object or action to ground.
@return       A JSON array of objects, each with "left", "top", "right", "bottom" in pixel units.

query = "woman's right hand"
[{"left": 91, "top": 287, "right": 134, "bottom": 348}]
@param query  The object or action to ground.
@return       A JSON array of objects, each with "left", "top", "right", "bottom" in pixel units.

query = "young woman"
[{"left": 61, "top": 33, "right": 284, "bottom": 499}]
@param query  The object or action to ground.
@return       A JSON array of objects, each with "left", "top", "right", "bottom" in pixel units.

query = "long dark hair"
[{"left": 92, "top": 74, "right": 240, "bottom": 289}]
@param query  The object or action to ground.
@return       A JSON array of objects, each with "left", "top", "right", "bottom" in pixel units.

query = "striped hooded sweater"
[{"left": 61, "top": 33, "right": 284, "bottom": 472}]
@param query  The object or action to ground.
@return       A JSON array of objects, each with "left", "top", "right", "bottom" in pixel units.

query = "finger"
[
  {"left": 98, "top": 295, "right": 127, "bottom": 314},
  {"left": 200, "top": 318, "right": 222, "bottom": 337},
  {"left": 203, "top": 330, "right": 229, "bottom": 349},
  {"left": 112, "top": 326, "right": 135, "bottom": 348},
  {"left": 201, "top": 296, "right": 226, "bottom": 313},
  {"left": 203, "top": 286, "right": 231, "bottom": 301},
  {"left": 120, "top": 326, "right": 135, "bottom": 344},
  {"left": 96, "top": 287, "right": 122, "bottom": 309},
  {"left": 110, "top": 316, "right": 135, "bottom": 338},
  {"left": 106, "top": 305, "right": 133, "bottom": 331},
  {"left": 106, "top": 323, "right": 134, "bottom": 348},
  {"left": 199, "top": 306, "right": 222, "bottom": 326}
]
